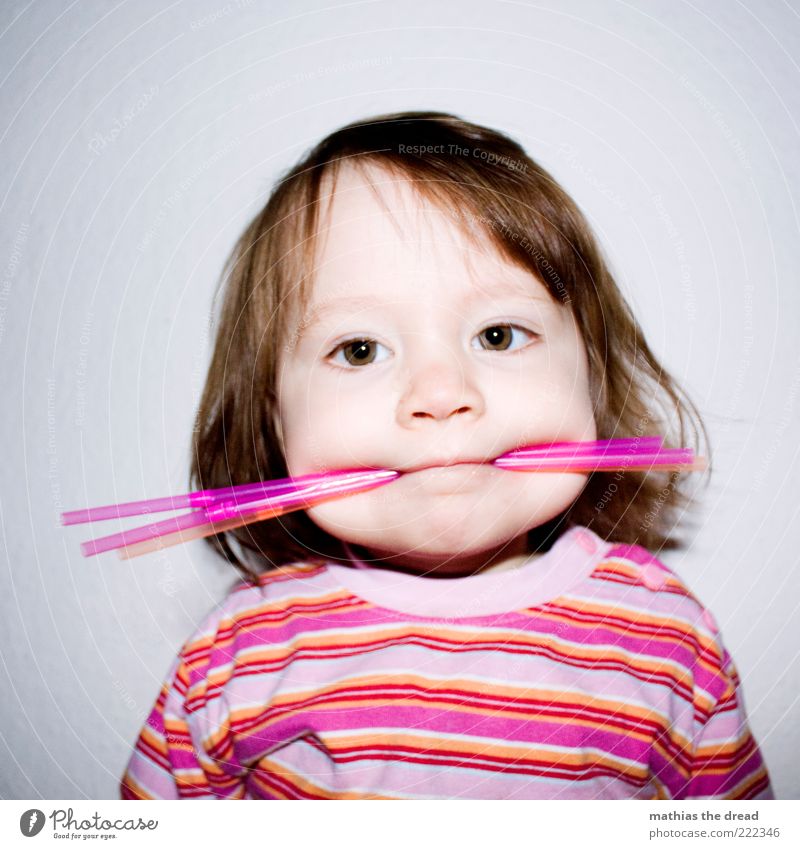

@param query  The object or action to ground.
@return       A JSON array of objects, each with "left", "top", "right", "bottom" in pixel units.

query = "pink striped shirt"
[{"left": 121, "top": 525, "right": 772, "bottom": 800}]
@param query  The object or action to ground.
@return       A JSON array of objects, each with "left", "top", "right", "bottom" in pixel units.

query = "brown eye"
[
  {"left": 476, "top": 324, "right": 537, "bottom": 352},
  {"left": 343, "top": 340, "right": 374, "bottom": 365},
  {"left": 329, "top": 338, "right": 390, "bottom": 368}
]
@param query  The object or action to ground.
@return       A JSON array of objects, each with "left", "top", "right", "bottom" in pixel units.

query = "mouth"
[{"left": 399, "top": 458, "right": 491, "bottom": 474}]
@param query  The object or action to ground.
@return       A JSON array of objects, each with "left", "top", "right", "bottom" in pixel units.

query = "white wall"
[{"left": 0, "top": 0, "right": 797, "bottom": 799}]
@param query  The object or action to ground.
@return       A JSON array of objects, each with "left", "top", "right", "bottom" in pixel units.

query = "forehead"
[{"left": 303, "top": 163, "right": 554, "bottom": 312}]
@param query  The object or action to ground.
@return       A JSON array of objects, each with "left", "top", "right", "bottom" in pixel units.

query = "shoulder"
[
  {"left": 585, "top": 540, "right": 736, "bottom": 702},
  {"left": 592, "top": 539, "right": 715, "bottom": 622},
  {"left": 171, "top": 560, "right": 340, "bottom": 678}
]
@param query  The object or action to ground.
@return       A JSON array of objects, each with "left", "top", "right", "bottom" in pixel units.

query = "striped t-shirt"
[{"left": 120, "top": 525, "right": 772, "bottom": 800}]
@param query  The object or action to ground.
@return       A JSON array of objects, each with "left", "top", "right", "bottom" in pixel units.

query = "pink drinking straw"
[
  {"left": 81, "top": 468, "right": 398, "bottom": 558},
  {"left": 118, "top": 503, "right": 294, "bottom": 560},
  {"left": 493, "top": 447, "right": 703, "bottom": 471},
  {"left": 117, "top": 441, "right": 704, "bottom": 561},
  {"left": 62, "top": 438, "right": 665, "bottom": 528},
  {"left": 64, "top": 438, "right": 705, "bottom": 561},
  {"left": 61, "top": 469, "right": 337, "bottom": 525},
  {"left": 115, "top": 470, "right": 399, "bottom": 560},
  {"left": 496, "top": 436, "right": 665, "bottom": 458}
]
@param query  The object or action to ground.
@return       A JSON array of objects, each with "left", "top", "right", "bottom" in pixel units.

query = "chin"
[{"left": 359, "top": 521, "right": 524, "bottom": 560}]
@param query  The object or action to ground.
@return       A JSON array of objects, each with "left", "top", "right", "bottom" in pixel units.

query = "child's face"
[{"left": 276, "top": 164, "right": 596, "bottom": 574}]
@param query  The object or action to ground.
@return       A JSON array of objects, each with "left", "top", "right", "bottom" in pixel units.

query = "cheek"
[
  {"left": 542, "top": 377, "right": 596, "bottom": 430},
  {"left": 275, "top": 380, "right": 314, "bottom": 472},
  {"left": 277, "top": 377, "right": 389, "bottom": 475},
  {"left": 304, "top": 488, "right": 396, "bottom": 537},
  {"left": 486, "top": 365, "right": 596, "bottom": 441},
  {"left": 537, "top": 338, "right": 596, "bottom": 429}
]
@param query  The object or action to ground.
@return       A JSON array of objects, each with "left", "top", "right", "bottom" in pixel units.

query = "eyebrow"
[{"left": 301, "top": 283, "right": 555, "bottom": 330}]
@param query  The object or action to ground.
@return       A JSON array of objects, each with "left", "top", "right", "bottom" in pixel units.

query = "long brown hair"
[{"left": 189, "top": 110, "right": 711, "bottom": 584}]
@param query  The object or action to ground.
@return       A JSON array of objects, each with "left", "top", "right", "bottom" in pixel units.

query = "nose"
[{"left": 396, "top": 347, "right": 485, "bottom": 426}]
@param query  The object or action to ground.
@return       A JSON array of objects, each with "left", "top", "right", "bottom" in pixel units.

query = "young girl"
[{"left": 121, "top": 111, "right": 772, "bottom": 800}]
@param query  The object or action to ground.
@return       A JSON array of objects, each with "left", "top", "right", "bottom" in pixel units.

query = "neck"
[{"left": 348, "top": 532, "right": 535, "bottom": 579}]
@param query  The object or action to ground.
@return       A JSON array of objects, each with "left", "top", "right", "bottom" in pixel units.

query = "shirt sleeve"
[
  {"left": 120, "top": 621, "right": 248, "bottom": 800},
  {"left": 678, "top": 645, "right": 773, "bottom": 800}
]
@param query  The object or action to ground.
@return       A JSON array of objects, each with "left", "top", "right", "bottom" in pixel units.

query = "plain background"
[{"left": 0, "top": 0, "right": 798, "bottom": 799}]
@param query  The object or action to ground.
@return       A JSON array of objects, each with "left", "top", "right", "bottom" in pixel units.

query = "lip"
[{"left": 399, "top": 458, "right": 491, "bottom": 474}]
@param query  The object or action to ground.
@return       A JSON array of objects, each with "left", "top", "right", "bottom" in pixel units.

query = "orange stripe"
[
  {"left": 270, "top": 673, "right": 660, "bottom": 718},
  {"left": 727, "top": 768, "right": 771, "bottom": 800},
  {"left": 694, "top": 730, "right": 756, "bottom": 761},
  {"left": 249, "top": 757, "right": 397, "bottom": 799},
  {"left": 529, "top": 607, "right": 726, "bottom": 679},
  {"left": 322, "top": 729, "right": 649, "bottom": 777},
  {"left": 227, "top": 591, "right": 368, "bottom": 631},
  {"left": 120, "top": 771, "right": 155, "bottom": 800},
  {"left": 194, "top": 629, "right": 693, "bottom": 702},
  {"left": 219, "top": 680, "right": 674, "bottom": 749}
]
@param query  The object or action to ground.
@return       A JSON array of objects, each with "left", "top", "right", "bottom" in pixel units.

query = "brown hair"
[{"left": 189, "top": 110, "right": 711, "bottom": 584}]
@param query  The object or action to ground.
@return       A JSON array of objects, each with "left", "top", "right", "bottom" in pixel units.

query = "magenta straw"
[
  {"left": 80, "top": 468, "right": 398, "bottom": 558},
  {"left": 66, "top": 438, "right": 698, "bottom": 560},
  {"left": 62, "top": 438, "right": 664, "bottom": 527},
  {"left": 498, "top": 436, "right": 664, "bottom": 457},
  {"left": 61, "top": 469, "right": 339, "bottom": 525},
  {"left": 493, "top": 447, "right": 694, "bottom": 470}
]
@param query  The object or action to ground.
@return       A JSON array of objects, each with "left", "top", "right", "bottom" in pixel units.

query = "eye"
[
  {"left": 327, "top": 338, "right": 391, "bottom": 368},
  {"left": 474, "top": 323, "right": 539, "bottom": 352}
]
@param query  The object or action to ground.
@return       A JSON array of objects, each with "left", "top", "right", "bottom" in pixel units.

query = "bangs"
[{"left": 289, "top": 150, "right": 573, "bottom": 325}]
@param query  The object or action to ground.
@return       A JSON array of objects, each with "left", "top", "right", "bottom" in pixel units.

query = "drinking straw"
[
  {"left": 81, "top": 469, "right": 398, "bottom": 558},
  {"left": 118, "top": 442, "right": 704, "bottom": 561},
  {"left": 119, "top": 469, "right": 408, "bottom": 560},
  {"left": 496, "top": 436, "right": 665, "bottom": 458},
  {"left": 61, "top": 469, "right": 337, "bottom": 525},
  {"left": 62, "top": 438, "right": 664, "bottom": 528},
  {"left": 63, "top": 438, "right": 705, "bottom": 561},
  {"left": 117, "top": 503, "right": 293, "bottom": 560},
  {"left": 493, "top": 447, "right": 703, "bottom": 471}
]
